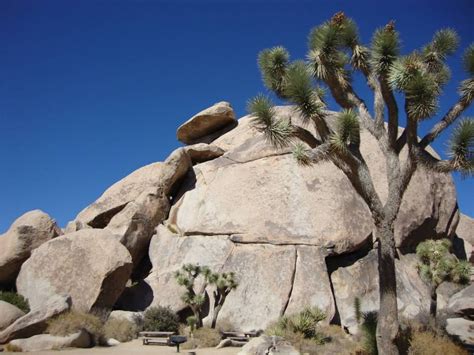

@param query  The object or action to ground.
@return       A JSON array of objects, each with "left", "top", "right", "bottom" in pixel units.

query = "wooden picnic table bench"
[
  {"left": 222, "top": 331, "right": 258, "bottom": 339},
  {"left": 139, "top": 331, "right": 176, "bottom": 346},
  {"left": 139, "top": 331, "right": 175, "bottom": 338}
]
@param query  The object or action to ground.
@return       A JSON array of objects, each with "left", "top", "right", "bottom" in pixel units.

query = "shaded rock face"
[
  {"left": 447, "top": 284, "right": 474, "bottom": 320},
  {"left": 454, "top": 214, "right": 474, "bottom": 263},
  {"left": 177, "top": 102, "right": 237, "bottom": 144},
  {"left": 16, "top": 229, "right": 132, "bottom": 313},
  {"left": 0, "top": 295, "right": 70, "bottom": 344},
  {"left": 0, "top": 210, "right": 62, "bottom": 286},
  {"left": 445, "top": 318, "right": 474, "bottom": 348},
  {"left": 330, "top": 251, "right": 430, "bottom": 333},
  {"left": 144, "top": 225, "right": 335, "bottom": 331},
  {"left": 8, "top": 329, "right": 91, "bottom": 352},
  {"left": 0, "top": 301, "right": 25, "bottom": 332}
]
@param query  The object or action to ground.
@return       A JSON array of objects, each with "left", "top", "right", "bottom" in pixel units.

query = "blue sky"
[{"left": 1, "top": 0, "right": 473, "bottom": 232}]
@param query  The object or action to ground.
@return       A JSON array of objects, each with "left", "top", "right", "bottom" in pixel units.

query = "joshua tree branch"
[{"left": 292, "top": 125, "right": 322, "bottom": 148}]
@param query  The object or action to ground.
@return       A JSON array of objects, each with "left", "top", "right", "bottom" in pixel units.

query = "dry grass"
[
  {"left": 4, "top": 343, "right": 22, "bottom": 352},
  {"left": 47, "top": 310, "right": 104, "bottom": 345},
  {"left": 408, "top": 330, "right": 468, "bottom": 355},
  {"left": 181, "top": 327, "right": 222, "bottom": 349},
  {"left": 104, "top": 318, "right": 138, "bottom": 342}
]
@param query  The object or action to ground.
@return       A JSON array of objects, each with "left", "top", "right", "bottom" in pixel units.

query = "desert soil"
[{"left": 2, "top": 339, "right": 240, "bottom": 355}]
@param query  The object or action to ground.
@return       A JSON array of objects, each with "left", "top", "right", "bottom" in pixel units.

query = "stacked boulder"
[{"left": 0, "top": 100, "right": 471, "bottom": 350}]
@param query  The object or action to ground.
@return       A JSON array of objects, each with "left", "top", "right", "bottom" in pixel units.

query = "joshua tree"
[
  {"left": 209, "top": 272, "right": 238, "bottom": 328},
  {"left": 248, "top": 12, "right": 473, "bottom": 354},
  {"left": 174, "top": 264, "right": 238, "bottom": 328},
  {"left": 416, "top": 239, "right": 471, "bottom": 323}
]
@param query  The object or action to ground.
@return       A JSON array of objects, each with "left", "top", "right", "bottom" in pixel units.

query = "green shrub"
[
  {"left": 360, "top": 311, "right": 378, "bottom": 355},
  {"left": 0, "top": 291, "right": 30, "bottom": 313},
  {"left": 47, "top": 311, "right": 104, "bottom": 345},
  {"left": 181, "top": 327, "right": 222, "bottom": 349},
  {"left": 408, "top": 330, "right": 468, "bottom": 355},
  {"left": 103, "top": 318, "right": 138, "bottom": 342},
  {"left": 143, "top": 306, "right": 179, "bottom": 332},
  {"left": 266, "top": 307, "right": 326, "bottom": 343}
]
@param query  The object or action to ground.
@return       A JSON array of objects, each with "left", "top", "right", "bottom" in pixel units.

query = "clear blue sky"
[{"left": 1, "top": 0, "right": 473, "bottom": 232}]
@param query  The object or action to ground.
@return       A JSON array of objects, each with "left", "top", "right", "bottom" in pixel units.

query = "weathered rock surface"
[
  {"left": 8, "top": 329, "right": 91, "bottom": 352},
  {"left": 184, "top": 143, "right": 225, "bottom": 164},
  {"left": 16, "top": 229, "right": 132, "bottom": 313},
  {"left": 331, "top": 251, "right": 430, "bottom": 332},
  {"left": 455, "top": 214, "right": 474, "bottom": 263},
  {"left": 169, "top": 106, "right": 458, "bottom": 255},
  {"left": 0, "top": 210, "right": 62, "bottom": 285},
  {"left": 445, "top": 318, "right": 474, "bottom": 347},
  {"left": 145, "top": 225, "right": 335, "bottom": 331},
  {"left": 108, "top": 310, "right": 144, "bottom": 327},
  {"left": 0, "top": 301, "right": 25, "bottom": 332},
  {"left": 436, "top": 282, "right": 465, "bottom": 318},
  {"left": 0, "top": 295, "right": 70, "bottom": 344},
  {"left": 177, "top": 101, "right": 237, "bottom": 144},
  {"left": 237, "top": 335, "right": 300, "bottom": 355},
  {"left": 447, "top": 284, "right": 474, "bottom": 319},
  {"left": 68, "top": 148, "right": 191, "bottom": 231}
]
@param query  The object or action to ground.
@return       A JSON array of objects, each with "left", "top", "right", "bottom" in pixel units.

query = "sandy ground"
[{"left": 2, "top": 339, "right": 241, "bottom": 355}]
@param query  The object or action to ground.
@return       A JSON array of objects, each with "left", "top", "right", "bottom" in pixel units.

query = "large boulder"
[
  {"left": 169, "top": 106, "right": 457, "bottom": 255},
  {"left": 237, "top": 335, "right": 300, "bottom": 355},
  {"left": 445, "top": 318, "right": 474, "bottom": 348},
  {"left": 330, "top": 251, "right": 430, "bottom": 333},
  {"left": 8, "top": 329, "right": 91, "bottom": 352},
  {"left": 0, "top": 301, "right": 25, "bottom": 331},
  {"left": 144, "top": 225, "right": 335, "bottom": 331},
  {"left": 454, "top": 214, "right": 474, "bottom": 263},
  {"left": 177, "top": 101, "right": 237, "bottom": 144},
  {"left": 0, "top": 295, "right": 70, "bottom": 344},
  {"left": 447, "top": 284, "right": 474, "bottom": 319},
  {"left": 67, "top": 148, "right": 191, "bottom": 231},
  {"left": 0, "top": 210, "right": 62, "bottom": 285},
  {"left": 16, "top": 229, "right": 133, "bottom": 313}
]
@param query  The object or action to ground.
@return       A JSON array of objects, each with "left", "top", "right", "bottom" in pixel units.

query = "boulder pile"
[{"left": 0, "top": 101, "right": 472, "bottom": 350}]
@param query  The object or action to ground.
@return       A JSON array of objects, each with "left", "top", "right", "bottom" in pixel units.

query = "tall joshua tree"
[{"left": 248, "top": 12, "right": 473, "bottom": 354}]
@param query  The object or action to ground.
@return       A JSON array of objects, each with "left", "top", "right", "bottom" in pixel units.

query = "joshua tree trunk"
[
  {"left": 211, "top": 292, "right": 228, "bottom": 328},
  {"left": 429, "top": 286, "right": 438, "bottom": 324},
  {"left": 376, "top": 222, "right": 400, "bottom": 355}
]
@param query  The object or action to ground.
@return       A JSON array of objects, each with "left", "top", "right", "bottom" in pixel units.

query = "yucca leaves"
[
  {"left": 248, "top": 95, "right": 293, "bottom": 148},
  {"left": 258, "top": 46, "right": 290, "bottom": 97},
  {"left": 283, "top": 61, "right": 324, "bottom": 123},
  {"left": 463, "top": 43, "right": 474, "bottom": 76},
  {"left": 405, "top": 74, "right": 439, "bottom": 120},
  {"left": 292, "top": 143, "right": 312, "bottom": 165},
  {"left": 370, "top": 24, "right": 400, "bottom": 75},
  {"left": 330, "top": 109, "right": 360, "bottom": 152},
  {"left": 448, "top": 118, "right": 474, "bottom": 175},
  {"left": 425, "top": 29, "right": 459, "bottom": 59}
]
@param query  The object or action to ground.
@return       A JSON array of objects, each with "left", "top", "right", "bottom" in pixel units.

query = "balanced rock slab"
[
  {"left": 68, "top": 148, "right": 191, "bottom": 231},
  {"left": 0, "top": 210, "right": 62, "bottom": 285},
  {"left": 170, "top": 106, "right": 457, "bottom": 255},
  {"left": 16, "top": 229, "right": 133, "bottom": 313},
  {"left": 177, "top": 102, "right": 236, "bottom": 144},
  {"left": 0, "top": 295, "right": 70, "bottom": 344},
  {"left": 447, "top": 284, "right": 474, "bottom": 319},
  {"left": 0, "top": 301, "right": 25, "bottom": 332}
]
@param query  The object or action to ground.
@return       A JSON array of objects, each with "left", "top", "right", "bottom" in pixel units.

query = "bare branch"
[
  {"left": 292, "top": 125, "right": 322, "bottom": 148},
  {"left": 380, "top": 78, "right": 399, "bottom": 146}
]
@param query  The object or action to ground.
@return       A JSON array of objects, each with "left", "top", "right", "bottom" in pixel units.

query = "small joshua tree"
[
  {"left": 248, "top": 11, "right": 473, "bottom": 354},
  {"left": 174, "top": 264, "right": 238, "bottom": 328},
  {"left": 416, "top": 238, "right": 471, "bottom": 323},
  {"left": 209, "top": 272, "right": 238, "bottom": 328}
]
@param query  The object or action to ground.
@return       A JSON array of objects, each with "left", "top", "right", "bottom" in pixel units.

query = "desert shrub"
[
  {"left": 0, "top": 291, "right": 29, "bottom": 313},
  {"left": 266, "top": 307, "right": 326, "bottom": 342},
  {"left": 408, "top": 330, "right": 468, "bottom": 355},
  {"left": 47, "top": 310, "right": 104, "bottom": 345},
  {"left": 143, "top": 306, "right": 179, "bottom": 332},
  {"left": 103, "top": 318, "right": 138, "bottom": 342},
  {"left": 360, "top": 311, "right": 378, "bottom": 355},
  {"left": 181, "top": 327, "right": 222, "bottom": 349},
  {"left": 4, "top": 343, "right": 22, "bottom": 352}
]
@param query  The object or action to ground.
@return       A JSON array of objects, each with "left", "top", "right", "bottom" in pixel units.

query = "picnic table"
[{"left": 139, "top": 331, "right": 175, "bottom": 345}]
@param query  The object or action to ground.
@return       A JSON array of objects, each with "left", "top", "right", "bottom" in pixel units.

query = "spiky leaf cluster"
[
  {"left": 416, "top": 239, "right": 471, "bottom": 287},
  {"left": 248, "top": 95, "right": 293, "bottom": 148},
  {"left": 370, "top": 23, "right": 400, "bottom": 75},
  {"left": 213, "top": 272, "right": 238, "bottom": 291},
  {"left": 283, "top": 61, "right": 324, "bottom": 123},
  {"left": 424, "top": 29, "right": 459, "bottom": 63},
  {"left": 330, "top": 109, "right": 360, "bottom": 152},
  {"left": 258, "top": 46, "right": 289, "bottom": 97},
  {"left": 292, "top": 143, "right": 311, "bottom": 165},
  {"left": 463, "top": 44, "right": 474, "bottom": 76},
  {"left": 448, "top": 118, "right": 474, "bottom": 176}
]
